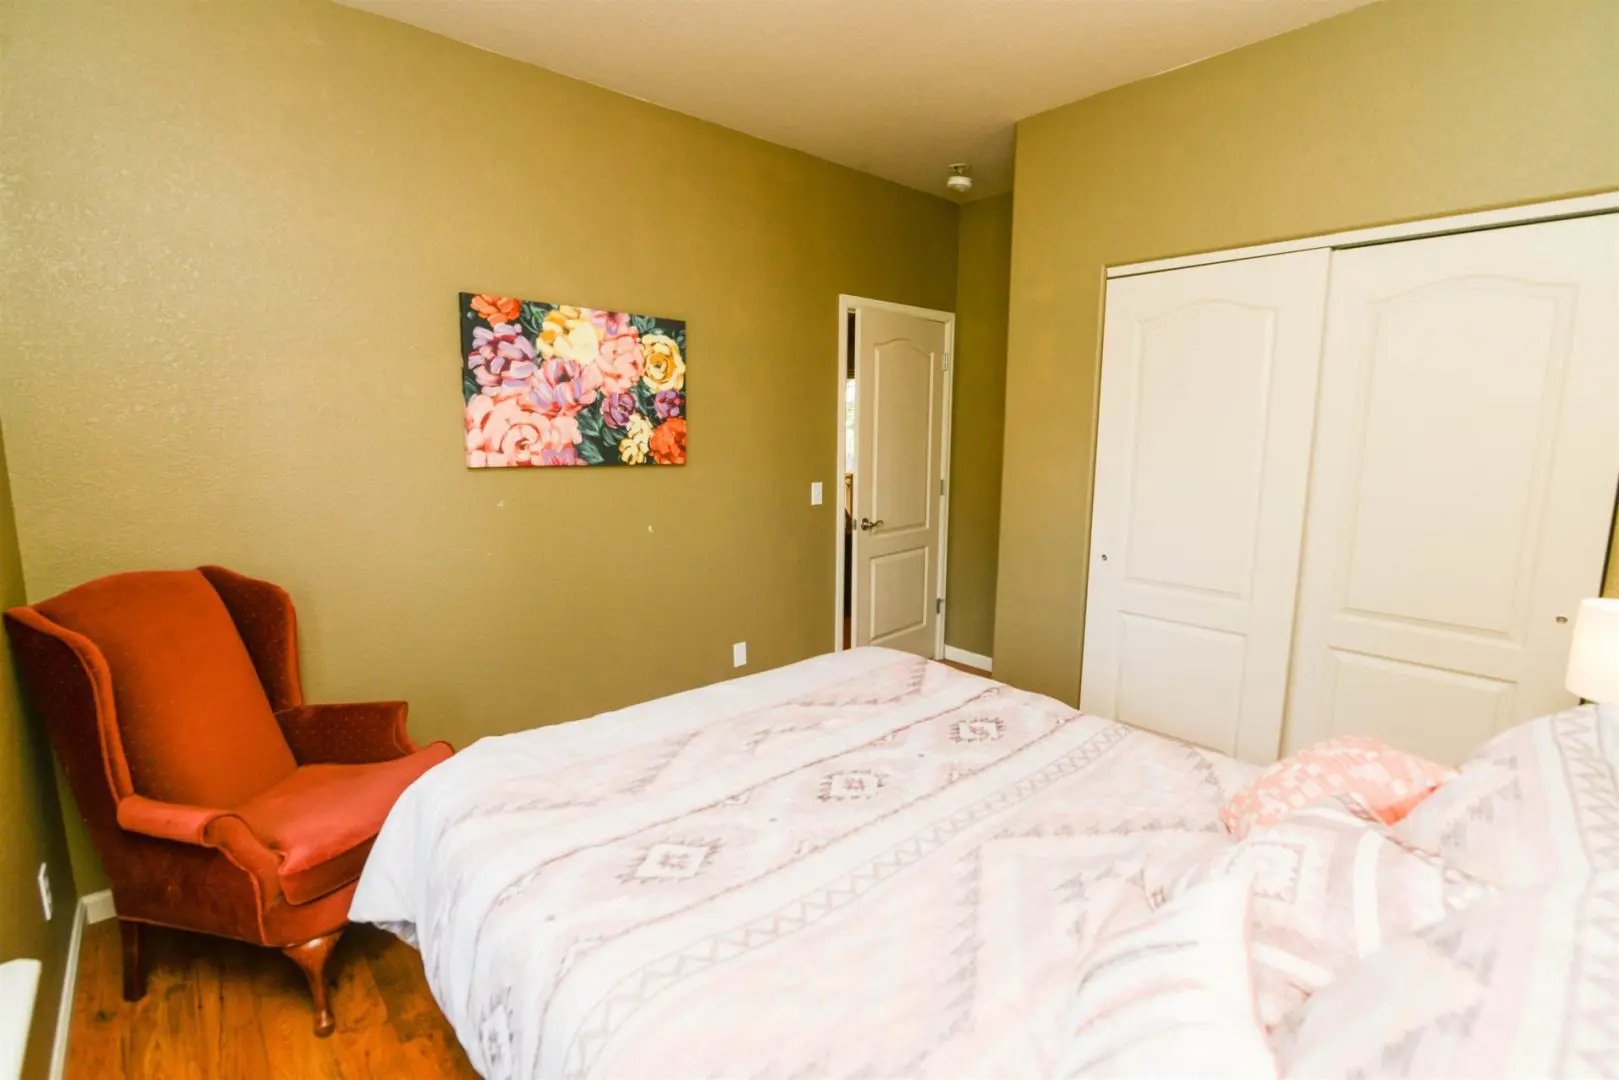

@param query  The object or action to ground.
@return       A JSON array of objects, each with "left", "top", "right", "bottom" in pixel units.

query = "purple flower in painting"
[
  {"left": 601, "top": 392, "right": 637, "bottom": 428},
  {"left": 527, "top": 357, "right": 603, "bottom": 418},
  {"left": 590, "top": 309, "right": 633, "bottom": 340},
  {"left": 538, "top": 445, "right": 582, "bottom": 466},
  {"left": 467, "top": 323, "right": 538, "bottom": 392},
  {"left": 655, "top": 390, "right": 683, "bottom": 420}
]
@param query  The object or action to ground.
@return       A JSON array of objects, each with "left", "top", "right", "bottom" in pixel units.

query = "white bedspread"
[{"left": 352, "top": 648, "right": 1257, "bottom": 1079}]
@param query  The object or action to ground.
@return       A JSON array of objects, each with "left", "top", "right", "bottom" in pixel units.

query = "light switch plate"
[
  {"left": 732, "top": 642, "right": 747, "bottom": 667},
  {"left": 36, "top": 864, "right": 51, "bottom": 922},
  {"left": 810, "top": 481, "right": 823, "bottom": 506}
]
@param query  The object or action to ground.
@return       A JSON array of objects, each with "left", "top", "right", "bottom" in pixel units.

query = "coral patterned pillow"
[{"left": 1221, "top": 735, "right": 1454, "bottom": 838}]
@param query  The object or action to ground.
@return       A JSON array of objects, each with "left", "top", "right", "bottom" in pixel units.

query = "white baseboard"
[
  {"left": 47, "top": 893, "right": 99, "bottom": 1080},
  {"left": 942, "top": 646, "right": 993, "bottom": 673},
  {"left": 80, "top": 892, "right": 114, "bottom": 926}
]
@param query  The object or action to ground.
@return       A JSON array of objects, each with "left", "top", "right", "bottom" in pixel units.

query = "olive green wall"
[
  {"left": 994, "top": 0, "right": 1619, "bottom": 703},
  {"left": 943, "top": 194, "right": 1013, "bottom": 659},
  {"left": 0, "top": 421, "right": 75, "bottom": 1080},
  {"left": 0, "top": 0, "right": 958, "bottom": 892}
]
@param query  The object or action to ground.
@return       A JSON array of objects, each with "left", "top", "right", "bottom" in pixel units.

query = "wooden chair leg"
[
  {"left": 282, "top": 930, "right": 343, "bottom": 1037},
  {"left": 119, "top": 919, "right": 145, "bottom": 1002}
]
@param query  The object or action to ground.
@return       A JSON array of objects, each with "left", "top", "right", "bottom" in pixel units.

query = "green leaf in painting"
[
  {"left": 521, "top": 301, "right": 554, "bottom": 336},
  {"left": 462, "top": 371, "right": 480, "bottom": 403},
  {"left": 578, "top": 438, "right": 606, "bottom": 466},
  {"left": 632, "top": 383, "right": 658, "bottom": 419},
  {"left": 577, "top": 401, "right": 607, "bottom": 443},
  {"left": 630, "top": 314, "right": 659, "bottom": 337}
]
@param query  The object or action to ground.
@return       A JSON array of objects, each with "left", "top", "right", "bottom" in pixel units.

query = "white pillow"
[
  {"left": 1395, "top": 704, "right": 1619, "bottom": 887},
  {"left": 1279, "top": 871, "right": 1619, "bottom": 1079},
  {"left": 1055, "top": 873, "right": 1275, "bottom": 1079},
  {"left": 1171, "top": 797, "right": 1493, "bottom": 1028}
]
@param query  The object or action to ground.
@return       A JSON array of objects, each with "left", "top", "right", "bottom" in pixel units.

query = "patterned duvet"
[{"left": 351, "top": 647, "right": 1257, "bottom": 1080}]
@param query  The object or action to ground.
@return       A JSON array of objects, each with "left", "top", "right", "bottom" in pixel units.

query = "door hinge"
[
  {"left": 942, "top": 352, "right": 951, "bottom": 372},
  {"left": 939, "top": 477, "right": 945, "bottom": 496},
  {"left": 936, "top": 598, "right": 944, "bottom": 614}
]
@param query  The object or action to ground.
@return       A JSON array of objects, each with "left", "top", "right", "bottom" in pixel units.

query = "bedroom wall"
[
  {"left": 943, "top": 194, "right": 1013, "bottom": 661},
  {"left": 994, "top": 0, "right": 1619, "bottom": 703},
  {"left": 0, "top": 422, "right": 75, "bottom": 1080},
  {"left": 0, "top": 0, "right": 958, "bottom": 892}
]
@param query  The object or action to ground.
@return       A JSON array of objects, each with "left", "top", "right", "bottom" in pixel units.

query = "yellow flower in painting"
[
  {"left": 641, "top": 333, "right": 685, "bottom": 393},
  {"left": 535, "top": 306, "right": 602, "bottom": 366},
  {"left": 619, "top": 413, "right": 654, "bottom": 464}
]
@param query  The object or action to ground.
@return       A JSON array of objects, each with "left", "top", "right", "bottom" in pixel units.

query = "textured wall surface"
[
  {"left": 995, "top": 0, "right": 1619, "bottom": 703},
  {"left": 0, "top": 0, "right": 958, "bottom": 891},
  {"left": 0, "top": 421, "right": 75, "bottom": 1080},
  {"left": 943, "top": 195, "right": 1013, "bottom": 659}
]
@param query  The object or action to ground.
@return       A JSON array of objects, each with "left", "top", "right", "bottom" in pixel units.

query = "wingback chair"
[{"left": 3, "top": 566, "right": 452, "bottom": 1036}]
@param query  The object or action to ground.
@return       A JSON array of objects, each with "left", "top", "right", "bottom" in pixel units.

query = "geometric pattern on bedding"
[
  {"left": 351, "top": 649, "right": 1262, "bottom": 1080},
  {"left": 1279, "top": 870, "right": 1619, "bottom": 1079},
  {"left": 1173, "top": 796, "right": 1493, "bottom": 1030},
  {"left": 1395, "top": 704, "right": 1619, "bottom": 888}
]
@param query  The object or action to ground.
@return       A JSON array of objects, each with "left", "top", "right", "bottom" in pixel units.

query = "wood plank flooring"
[{"left": 66, "top": 920, "right": 478, "bottom": 1079}]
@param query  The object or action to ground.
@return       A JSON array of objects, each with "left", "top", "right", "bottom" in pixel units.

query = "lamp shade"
[{"left": 1565, "top": 598, "right": 1619, "bottom": 704}]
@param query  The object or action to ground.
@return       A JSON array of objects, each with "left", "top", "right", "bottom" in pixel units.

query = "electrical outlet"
[
  {"left": 810, "top": 482, "right": 823, "bottom": 506},
  {"left": 37, "top": 863, "right": 51, "bottom": 922},
  {"left": 732, "top": 642, "right": 747, "bottom": 668}
]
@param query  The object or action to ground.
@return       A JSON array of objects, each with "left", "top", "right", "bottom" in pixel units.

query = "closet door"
[
  {"left": 1081, "top": 250, "right": 1329, "bottom": 763},
  {"left": 1284, "top": 216, "right": 1619, "bottom": 764}
]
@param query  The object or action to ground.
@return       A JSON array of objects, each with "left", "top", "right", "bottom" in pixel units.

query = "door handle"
[{"left": 859, "top": 517, "right": 885, "bottom": 531}]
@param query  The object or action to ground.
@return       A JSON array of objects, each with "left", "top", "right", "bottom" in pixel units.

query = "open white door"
[
  {"left": 1081, "top": 250, "right": 1331, "bottom": 763},
  {"left": 851, "top": 304, "right": 950, "bottom": 658},
  {"left": 1283, "top": 216, "right": 1619, "bottom": 764}
]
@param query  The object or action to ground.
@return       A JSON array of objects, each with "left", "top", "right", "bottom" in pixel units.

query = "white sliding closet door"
[
  {"left": 1284, "top": 217, "right": 1619, "bottom": 764},
  {"left": 1082, "top": 250, "right": 1330, "bottom": 763}
]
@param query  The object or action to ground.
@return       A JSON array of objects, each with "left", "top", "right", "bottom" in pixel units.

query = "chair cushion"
[
  {"left": 35, "top": 569, "right": 297, "bottom": 808},
  {"left": 234, "top": 745, "right": 451, "bottom": 905}
]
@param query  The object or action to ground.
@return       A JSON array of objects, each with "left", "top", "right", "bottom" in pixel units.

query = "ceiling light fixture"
[{"left": 945, "top": 164, "right": 973, "bottom": 194}]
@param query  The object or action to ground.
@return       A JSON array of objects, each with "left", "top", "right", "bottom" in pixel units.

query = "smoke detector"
[{"left": 945, "top": 164, "right": 973, "bottom": 194}]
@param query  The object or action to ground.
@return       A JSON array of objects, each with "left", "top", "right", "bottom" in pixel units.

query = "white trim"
[
  {"left": 942, "top": 646, "right": 993, "bottom": 673},
  {"left": 1107, "top": 190, "right": 1619, "bottom": 279},
  {"left": 81, "top": 892, "right": 114, "bottom": 926},
  {"left": 0, "top": 960, "right": 41, "bottom": 1080},
  {"left": 46, "top": 893, "right": 101, "bottom": 1080},
  {"left": 833, "top": 303, "right": 852, "bottom": 654},
  {"left": 833, "top": 295, "right": 957, "bottom": 660}
]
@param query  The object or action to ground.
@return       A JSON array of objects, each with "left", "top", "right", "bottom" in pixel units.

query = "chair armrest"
[
  {"left": 116, "top": 795, "right": 242, "bottom": 846},
  {"left": 115, "top": 795, "right": 284, "bottom": 907},
  {"left": 274, "top": 700, "right": 420, "bottom": 765}
]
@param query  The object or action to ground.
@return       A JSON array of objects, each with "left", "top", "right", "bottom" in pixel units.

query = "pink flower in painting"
[
  {"left": 527, "top": 357, "right": 602, "bottom": 418},
  {"left": 467, "top": 323, "right": 538, "bottom": 392},
  {"left": 595, "top": 328, "right": 646, "bottom": 395},
  {"left": 465, "top": 393, "right": 584, "bottom": 467}
]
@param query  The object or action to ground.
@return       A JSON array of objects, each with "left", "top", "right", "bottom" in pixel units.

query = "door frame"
[{"left": 833, "top": 294, "right": 957, "bottom": 659}]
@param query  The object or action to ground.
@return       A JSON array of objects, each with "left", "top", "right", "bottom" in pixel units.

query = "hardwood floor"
[{"left": 66, "top": 920, "right": 478, "bottom": 1079}]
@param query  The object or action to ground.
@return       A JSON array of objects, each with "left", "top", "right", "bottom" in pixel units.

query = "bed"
[
  {"left": 352, "top": 647, "right": 1619, "bottom": 1079},
  {"left": 350, "top": 647, "right": 1257, "bottom": 1078}
]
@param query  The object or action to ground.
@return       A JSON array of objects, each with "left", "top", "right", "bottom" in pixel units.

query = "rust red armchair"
[{"left": 3, "top": 566, "right": 452, "bottom": 1035}]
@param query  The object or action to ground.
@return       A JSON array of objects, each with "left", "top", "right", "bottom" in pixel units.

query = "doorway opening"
[{"left": 834, "top": 295, "right": 956, "bottom": 660}]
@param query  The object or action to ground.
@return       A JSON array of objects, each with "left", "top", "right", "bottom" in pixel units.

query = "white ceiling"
[{"left": 339, "top": 0, "right": 1377, "bottom": 200}]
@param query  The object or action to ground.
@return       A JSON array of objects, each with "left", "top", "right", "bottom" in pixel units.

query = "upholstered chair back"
[{"left": 31, "top": 569, "right": 297, "bottom": 809}]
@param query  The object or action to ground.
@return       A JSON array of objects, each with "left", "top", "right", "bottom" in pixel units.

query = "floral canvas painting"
[{"left": 461, "top": 292, "right": 687, "bottom": 468}]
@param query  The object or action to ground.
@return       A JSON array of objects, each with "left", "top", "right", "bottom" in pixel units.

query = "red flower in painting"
[
  {"left": 471, "top": 294, "right": 522, "bottom": 325},
  {"left": 649, "top": 417, "right": 686, "bottom": 465}
]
